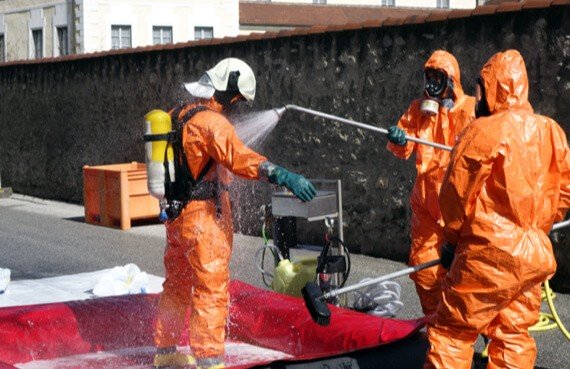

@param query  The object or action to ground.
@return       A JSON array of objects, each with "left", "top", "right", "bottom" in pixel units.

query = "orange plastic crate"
[{"left": 83, "top": 162, "right": 159, "bottom": 230}]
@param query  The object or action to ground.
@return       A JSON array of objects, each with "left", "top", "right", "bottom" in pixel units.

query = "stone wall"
[{"left": 1, "top": 5, "right": 569, "bottom": 289}]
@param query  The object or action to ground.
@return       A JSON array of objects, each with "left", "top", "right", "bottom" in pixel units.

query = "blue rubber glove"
[
  {"left": 269, "top": 167, "right": 317, "bottom": 202},
  {"left": 440, "top": 242, "right": 456, "bottom": 270},
  {"left": 387, "top": 126, "right": 407, "bottom": 146}
]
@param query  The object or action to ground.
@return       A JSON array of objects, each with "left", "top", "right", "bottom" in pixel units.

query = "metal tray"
[{"left": 271, "top": 190, "right": 338, "bottom": 221}]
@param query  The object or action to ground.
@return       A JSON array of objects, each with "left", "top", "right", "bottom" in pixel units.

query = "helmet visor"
[{"left": 183, "top": 74, "right": 216, "bottom": 99}]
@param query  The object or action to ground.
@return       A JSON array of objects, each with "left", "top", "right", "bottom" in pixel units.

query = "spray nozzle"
[{"left": 273, "top": 106, "right": 287, "bottom": 119}]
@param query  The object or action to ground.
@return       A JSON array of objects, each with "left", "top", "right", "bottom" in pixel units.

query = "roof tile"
[
  {"left": 262, "top": 31, "right": 280, "bottom": 39},
  {"left": 471, "top": 5, "right": 499, "bottom": 15},
  {"left": 360, "top": 19, "right": 384, "bottom": 28},
  {"left": 382, "top": 17, "right": 405, "bottom": 26},
  {"left": 307, "top": 25, "right": 328, "bottom": 34},
  {"left": 276, "top": 29, "right": 295, "bottom": 37},
  {"left": 523, "top": 0, "right": 553, "bottom": 7},
  {"left": 325, "top": 24, "right": 349, "bottom": 32},
  {"left": 342, "top": 22, "right": 366, "bottom": 31},
  {"left": 447, "top": 9, "right": 475, "bottom": 19},
  {"left": 496, "top": 2, "right": 525, "bottom": 12},
  {"left": 246, "top": 33, "right": 266, "bottom": 40},
  {"left": 425, "top": 12, "right": 450, "bottom": 22},
  {"left": 404, "top": 14, "right": 428, "bottom": 25}
]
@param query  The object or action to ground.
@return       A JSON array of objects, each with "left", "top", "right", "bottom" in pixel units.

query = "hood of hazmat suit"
[
  {"left": 386, "top": 50, "right": 476, "bottom": 316},
  {"left": 425, "top": 49, "right": 570, "bottom": 369}
]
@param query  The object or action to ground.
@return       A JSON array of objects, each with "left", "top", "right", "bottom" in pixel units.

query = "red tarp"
[{"left": 0, "top": 280, "right": 424, "bottom": 368}]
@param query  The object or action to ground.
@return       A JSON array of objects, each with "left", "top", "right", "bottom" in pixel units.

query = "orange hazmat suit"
[
  {"left": 424, "top": 49, "right": 570, "bottom": 369},
  {"left": 154, "top": 98, "right": 267, "bottom": 359},
  {"left": 387, "top": 50, "right": 476, "bottom": 316}
]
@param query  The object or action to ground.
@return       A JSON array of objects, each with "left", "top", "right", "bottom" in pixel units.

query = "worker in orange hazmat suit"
[
  {"left": 386, "top": 50, "right": 476, "bottom": 317},
  {"left": 424, "top": 49, "right": 570, "bottom": 369},
  {"left": 153, "top": 58, "right": 316, "bottom": 369}
]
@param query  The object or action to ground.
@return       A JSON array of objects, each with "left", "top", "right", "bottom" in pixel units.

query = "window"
[
  {"left": 0, "top": 35, "right": 4, "bottom": 63},
  {"left": 153, "top": 26, "right": 172, "bottom": 45},
  {"left": 382, "top": 0, "right": 395, "bottom": 6},
  {"left": 194, "top": 26, "right": 213, "bottom": 40},
  {"left": 436, "top": 0, "right": 450, "bottom": 8},
  {"left": 32, "top": 29, "right": 43, "bottom": 58},
  {"left": 313, "top": 0, "right": 327, "bottom": 3},
  {"left": 57, "top": 26, "right": 69, "bottom": 56},
  {"left": 111, "top": 25, "right": 131, "bottom": 49}
]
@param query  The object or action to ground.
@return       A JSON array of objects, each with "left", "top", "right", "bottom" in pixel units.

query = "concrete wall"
[{"left": 0, "top": 5, "right": 569, "bottom": 289}]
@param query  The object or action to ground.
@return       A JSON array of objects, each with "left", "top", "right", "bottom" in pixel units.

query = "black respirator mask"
[
  {"left": 475, "top": 77, "right": 491, "bottom": 118},
  {"left": 421, "top": 69, "right": 454, "bottom": 116}
]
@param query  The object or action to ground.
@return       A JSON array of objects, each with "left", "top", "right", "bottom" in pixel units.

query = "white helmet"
[{"left": 184, "top": 58, "right": 256, "bottom": 101}]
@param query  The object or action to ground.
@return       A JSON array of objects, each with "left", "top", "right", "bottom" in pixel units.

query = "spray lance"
[{"left": 272, "top": 104, "right": 452, "bottom": 152}]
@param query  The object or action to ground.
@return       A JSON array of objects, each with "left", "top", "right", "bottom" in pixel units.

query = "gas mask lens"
[{"left": 424, "top": 69, "right": 447, "bottom": 98}]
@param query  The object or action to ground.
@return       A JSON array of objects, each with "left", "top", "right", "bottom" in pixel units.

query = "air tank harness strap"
[
  {"left": 189, "top": 180, "right": 230, "bottom": 216},
  {"left": 143, "top": 133, "right": 171, "bottom": 142},
  {"left": 164, "top": 105, "right": 211, "bottom": 200},
  {"left": 165, "top": 104, "right": 224, "bottom": 220}
]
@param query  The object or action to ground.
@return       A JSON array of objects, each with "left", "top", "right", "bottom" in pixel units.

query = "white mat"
[{"left": 0, "top": 269, "right": 164, "bottom": 308}]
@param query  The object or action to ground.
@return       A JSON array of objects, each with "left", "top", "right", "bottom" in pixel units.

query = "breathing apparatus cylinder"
[{"left": 144, "top": 110, "right": 175, "bottom": 221}]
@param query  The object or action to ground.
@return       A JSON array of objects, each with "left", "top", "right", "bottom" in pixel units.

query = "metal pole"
[
  {"left": 323, "top": 258, "right": 441, "bottom": 300},
  {"left": 336, "top": 179, "right": 344, "bottom": 243},
  {"left": 552, "top": 219, "right": 570, "bottom": 231},
  {"left": 285, "top": 104, "right": 452, "bottom": 152}
]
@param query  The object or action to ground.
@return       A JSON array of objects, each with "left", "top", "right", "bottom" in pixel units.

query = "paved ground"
[{"left": 0, "top": 193, "right": 569, "bottom": 368}]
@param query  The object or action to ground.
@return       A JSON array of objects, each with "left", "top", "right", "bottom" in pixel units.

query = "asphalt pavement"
[{"left": 0, "top": 193, "right": 569, "bottom": 369}]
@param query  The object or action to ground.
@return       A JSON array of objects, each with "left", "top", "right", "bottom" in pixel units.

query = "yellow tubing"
[
  {"left": 529, "top": 280, "right": 570, "bottom": 341},
  {"left": 543, "top": 280, "right": 570, "bottom": 340}
]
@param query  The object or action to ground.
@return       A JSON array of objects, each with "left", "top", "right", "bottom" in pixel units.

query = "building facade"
[
  {"left": 261, "top": 0, "right": 476, "bottom": 10},
  {"left": 0, "top": 0, "right": 239, "bottom": 62}
]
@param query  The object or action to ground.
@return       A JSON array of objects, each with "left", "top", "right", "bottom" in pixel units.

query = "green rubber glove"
[
  {"left": 269, "top": 167, "right": 317, "bottom": 202},
  {"left": 387, "top": 126, "right": 407, "bottom": 146}
]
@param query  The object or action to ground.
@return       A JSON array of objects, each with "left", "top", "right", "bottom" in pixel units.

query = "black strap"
[
  {"left": 164, "top": 105, "right": 220, "bottom": 220},
  {"left": 189, "top": 181, "right": 230, "bottom": 200},
  {"left": 171, "top": 105, "right": 213, "bottom": 186},
  {"left": 143, "top": 133, "right": 174, "bottom": 142}
]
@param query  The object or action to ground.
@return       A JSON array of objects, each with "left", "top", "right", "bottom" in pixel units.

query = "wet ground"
[
  {"left": 0, "top": 193, "right": 568, "bottom": 369},
  {"left": 15, "top": 344, "right": 291, "bottom": 369}
]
